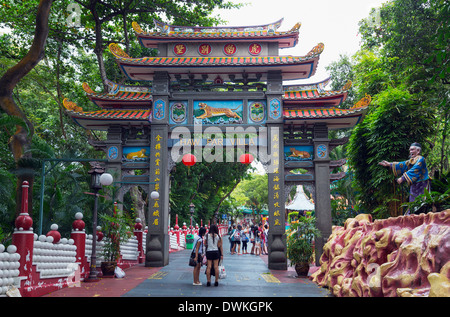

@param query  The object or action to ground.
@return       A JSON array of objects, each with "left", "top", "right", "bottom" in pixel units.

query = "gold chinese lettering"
[
  {"left": 175, "top": 44, "right": 185, "bottom": 55},
  {"left": 250, "top": 44, "right": 260, "bottom": 54},
  {"left": 225, "top": 44, "right": 235, "bottom": 55},
  {"left": 200, "top": 44, "right": 210, "bottom": 55}
]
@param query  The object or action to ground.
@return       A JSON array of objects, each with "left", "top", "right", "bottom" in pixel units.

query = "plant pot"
[
  {"left": 101, "top": 261, "right": 117, "bottom": 278},
  {"left": 294, "top": 262, "right": 310, "bottom": 277}
]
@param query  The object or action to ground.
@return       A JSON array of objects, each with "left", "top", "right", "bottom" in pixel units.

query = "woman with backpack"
[
  {"left": 205, "top": 224, "right": 223, "bottom": 287},
  {"left": 231, "top": 224, "right": 242, "bottom": 255},
  {"left": 241, "top": 225, "right": 250, "bottom": 254}
]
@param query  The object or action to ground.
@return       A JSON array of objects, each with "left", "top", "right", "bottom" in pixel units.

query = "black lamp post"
[
  {"left": 86, "top": 162, "right": 113, "bottom": 282},
  {"left": 189, "top": 203, "right": 195, "bottom": 232}
]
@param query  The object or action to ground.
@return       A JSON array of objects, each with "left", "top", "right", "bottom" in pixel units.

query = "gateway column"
[
  {"left": 266, "top": 70, "right": 287, "bottom": 270},
  {"left": 146, "top": 72, "right": 170, "bottom": 267},
  {"left": 312, "top": 123, "right": 332, "bottom": 265}
]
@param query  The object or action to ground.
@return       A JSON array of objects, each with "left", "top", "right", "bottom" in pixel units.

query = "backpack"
[
  {"left": 233, "top": 230, "right": 241, "bottom": 242},
  {"left": 241, "top": 231, "right": 249, "bottom": 242}
]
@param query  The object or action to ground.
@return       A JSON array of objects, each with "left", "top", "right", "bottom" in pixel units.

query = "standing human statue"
[{"left": 378, "top": 142, "right": 430, "bottom": 214}]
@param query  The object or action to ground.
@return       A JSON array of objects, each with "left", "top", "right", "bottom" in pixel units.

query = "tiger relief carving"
[
  {"left": 289, "top": 148, "right": 311, "bottom": 158},
  {"left": 196, "top": 102, "right": 241, "bottom": 120}
]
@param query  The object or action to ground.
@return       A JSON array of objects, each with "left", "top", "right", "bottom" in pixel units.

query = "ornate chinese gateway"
[{"left": 64, "top": 18, "right": 370, "bottom": 269}]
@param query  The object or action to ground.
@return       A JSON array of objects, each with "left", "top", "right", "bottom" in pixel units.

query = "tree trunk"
[
  {"left": 0, "top": 0, "right": 54, "bottom": 216},
  {"left": 92, "top": 14, "right": 108, "bottom": 91}
]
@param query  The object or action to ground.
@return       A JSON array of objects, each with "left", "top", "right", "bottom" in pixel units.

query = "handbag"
[
  {"left": 218, "top": 261, "right": 226, "bottom": 279},
  {"left": 189, "top": 237, "right": 203, "bottom": 267},
  {"left": 189, "top": 250, "right": 197, "bottom": 267}
]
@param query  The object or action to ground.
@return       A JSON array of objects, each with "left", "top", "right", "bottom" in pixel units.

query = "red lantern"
[
  {"left": 182, "top": 153, "right": 197, "bottom": 167},
  {"left": 239, "top": 153, "right": 254, "bottom": 164}
]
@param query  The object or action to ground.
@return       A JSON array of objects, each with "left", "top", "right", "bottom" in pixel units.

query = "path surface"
[{"left": 44, "top": 235, "right": 330, "bottom": 298}]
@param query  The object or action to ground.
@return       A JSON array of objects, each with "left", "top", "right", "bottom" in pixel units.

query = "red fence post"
[
  {"left": 71, "top": 212, "right": 87, "bottom": 279},
  {"left": 12, "top": 181, "right": 34, "bottom": 296},
  {"left": 134, "top": 218, "right": 144, "bottom": 263}
]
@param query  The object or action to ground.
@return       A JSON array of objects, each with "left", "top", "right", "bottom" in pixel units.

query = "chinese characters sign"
[
  {"left": 151, "top": 134, "right": 163, "bottom": 227},
  {"left": 269, "top": 127, "right": 284, "bottom": 228}
]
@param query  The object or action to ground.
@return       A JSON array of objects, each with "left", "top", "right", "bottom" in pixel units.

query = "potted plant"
[
  {"left": 286, "top": 216, "right": 321, "bottom": 277},
  {"left": 98, "top": 209, "right": 133, "bottom": 277}
]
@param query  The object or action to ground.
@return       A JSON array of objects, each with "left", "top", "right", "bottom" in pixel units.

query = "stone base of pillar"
[
  {"left": 145, "top": 233, "right": 169, "bottom": 267},
  {"left": 268, "top": 233, "right": 287, "bottom": 270}
]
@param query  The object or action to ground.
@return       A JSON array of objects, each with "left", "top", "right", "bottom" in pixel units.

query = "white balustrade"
[
  {"left": 32, "top": 234, "right": 77, "bottom": 279},
  {"left": 120, "top": 236, "right": 139, "bottom": 260},
  {"left": 0, "top": 244, "right": 21, "bottom": 297}
]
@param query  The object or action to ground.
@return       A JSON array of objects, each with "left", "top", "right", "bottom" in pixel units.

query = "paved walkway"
[{"left": 43, "top": 236, "right": 330, "bottom": 298}]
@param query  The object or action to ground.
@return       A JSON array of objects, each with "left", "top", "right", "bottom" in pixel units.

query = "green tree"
[
  {"left": 343, "top": 0, "right": 448, "bottom": 218},
  {"left": 231, "top": 173, "right": 268, "bottom": 223}
]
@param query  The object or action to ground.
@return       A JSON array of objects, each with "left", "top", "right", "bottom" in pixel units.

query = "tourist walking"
[
  {"left": 229, "top": 224, "right": 236, "bottom": 253},
  {"left": 192, "top": 227, "right": 206, "bottom": 285},
  {"left": 241, "top": 225, "right": 249, "bottom": 254},
  {"left": 231, "top": 224, "right": 242, "bottom": 254},
  {"left": 263, "top": 224, "right": 269, "bottom": 255},
  {"left": 205, "top": 224, "right": 223, "bottom": 286},
  {"left": 250, "top": 225, "right": 257, "bottom": 254},
  {"left": 254, "top": 230, "right": 262, "bottom": 256}
]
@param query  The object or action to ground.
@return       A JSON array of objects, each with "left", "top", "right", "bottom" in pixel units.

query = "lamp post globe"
[
  {"left": 150, "top": 191, "right": 160, "bottom": 200},
  {"left": 100, "top": 173, "right": 113, "bottom": 186}
]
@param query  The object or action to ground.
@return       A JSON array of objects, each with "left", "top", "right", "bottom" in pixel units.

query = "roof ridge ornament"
[
  {"left": 63, "top": 98, "right": 84, "bottom": 113},
  {"left": 132, "top": 21, "right": 145, "bottom": 34},
  {"left": 152, "top": 18, "right": 285, "bottom": 34},
  {"left": 352, "top": 94, "right": 372, "bottom": 109},
  {"left": 82, "top": 82, "right": 95, "bottom": 94},
  {"left": 289, "top": 22, "right": 301, "bottom": 32},
  {"left": 306, "top": 43, "right": 325, "bottom": 57},
  {"left": 109, "top": 43, "right": 130, "bottom": 59}
]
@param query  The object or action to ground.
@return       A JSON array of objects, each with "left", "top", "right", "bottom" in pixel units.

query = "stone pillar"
[
  {"left": 312, "top": 123, "right": 332, "bottom": 265},
  {"left": 146, "top": 71, "right": 170, "bottom": 267},
  {"left": 105, "top": 125, "right": 123, "bottom": 209},
  {"left": 267, "top": 124, "right": 287, "bottom": 270},
  {"left": 265, "top": 70, "right": 287, "bottom": 270}
]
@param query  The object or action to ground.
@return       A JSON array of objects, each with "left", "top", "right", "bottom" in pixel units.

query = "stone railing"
[{"left": 7, "top": 181, "right": 229, "bottom": 297}]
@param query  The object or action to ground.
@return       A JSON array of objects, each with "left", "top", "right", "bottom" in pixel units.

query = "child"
[{"left": 254, "top": 231, "right": 261, "bottom": 256}]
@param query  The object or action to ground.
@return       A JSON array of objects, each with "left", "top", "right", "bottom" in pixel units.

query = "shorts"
[
  {"left": 234, "top": 241, "right": 241, "bottom": 245},
  {"left": 206, "top": 250, "right": 220, "bottom": 260}
]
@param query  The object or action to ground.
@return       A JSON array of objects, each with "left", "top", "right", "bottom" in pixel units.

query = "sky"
[{"left": 214, "top": 0, "right": 388, "bottom": 84}]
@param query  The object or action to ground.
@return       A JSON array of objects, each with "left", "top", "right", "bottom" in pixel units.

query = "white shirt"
[{"left": 206, "top": 233, "right": 220, "bottom": 251}]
